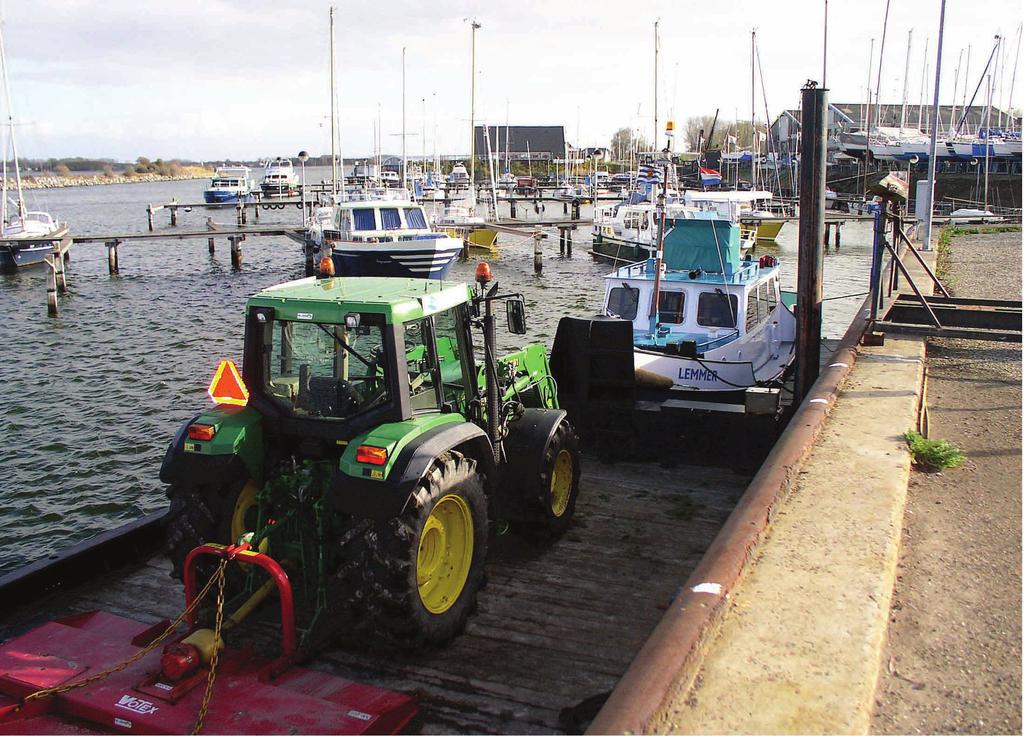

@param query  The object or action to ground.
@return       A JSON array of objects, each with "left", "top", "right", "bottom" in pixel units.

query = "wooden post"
[
  {"left": 46, "top": 256, "right": 57, "bottom": 317},
  {"left": 236, "top": 202, "right": 244, "bottom": 226},
  {"left": 566, "top": 227, "right": 573, "bottom": 257},
  {"left": 53, "top": 241, "right": 67, "bottom": 293},
  {"left": 533, "top": 233, "right": 543, "bottom": 273},
  {"left": 563, "top": 201, "right": 568, "bottom": 215},
  {"left": 106, "top": 240, "right": 120, "bottom": 275},
  {"left": 230, "top": 236, "right": 243, "bottom": 270},
  {"left": 169, "top": 204, "right": 177, "bottom": 227},
  {"left": 510, "top": 199, "right": 517, "bottom": 219},
  {"left": 559, "top": 228, "right": 565, "bottom": 255},
  {"left": 208, "top": 237, "right": 216, "bottom": 254},
  {"left": 147, "top": 205, "right": 155, "bottom": 232},
  {"left": 794, "top": 82, "right": 828, "bottom": 405},
  {"left": 305, "top": 237, "right": 316, "bottom": 276},
  {"left": 835, "top": 221, "right": 842, "bottom": 248},
  {"left": 254, "top": 201, "right": 259, "bottom": 221}
]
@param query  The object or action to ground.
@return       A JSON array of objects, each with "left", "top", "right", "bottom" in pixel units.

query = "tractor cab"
[{"left": 243, "top": 277, "right": 482, "bottom": 437}]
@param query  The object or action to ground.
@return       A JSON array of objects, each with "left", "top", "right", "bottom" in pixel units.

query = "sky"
[{"left": 2, "top": 0, "right": 1020, "bottom": 161}]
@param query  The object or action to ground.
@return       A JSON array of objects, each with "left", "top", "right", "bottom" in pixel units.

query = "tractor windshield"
[{"left": 266, "top": 319, "right": 389, "bottom": 419}]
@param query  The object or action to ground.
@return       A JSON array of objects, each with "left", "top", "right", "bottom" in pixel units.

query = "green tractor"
[{"left": 160, "top": 265, "right": 581, "bottom": 647}]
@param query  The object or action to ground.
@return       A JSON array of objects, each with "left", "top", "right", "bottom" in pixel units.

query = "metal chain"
[
  {"left": 21, "top": 560, "right": 229, "bottom": 706},
  {"left": 192, "top": 559, "right": 228, "bottom": 735}
]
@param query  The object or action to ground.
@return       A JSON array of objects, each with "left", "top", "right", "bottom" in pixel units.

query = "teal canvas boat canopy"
[{"left": 662, "top": 219, "right": 741, "bottom": 277}]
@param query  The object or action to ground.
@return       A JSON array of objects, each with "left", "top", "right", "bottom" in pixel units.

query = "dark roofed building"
[{"left": 473, "top": 125, "right": 566, "bottom": 161}]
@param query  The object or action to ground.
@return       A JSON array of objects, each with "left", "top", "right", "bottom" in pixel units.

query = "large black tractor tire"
[
  {"left": 517, "top": 419, "right": 582, "bottom": 541},
  {"left": 164, "top": 477, "right": 259, "bottom": 580},
  {"left": 348, "top": 451, "right": 488, "bottom": 647}
]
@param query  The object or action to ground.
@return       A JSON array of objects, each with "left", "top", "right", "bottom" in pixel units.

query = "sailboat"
[
  {"left": 306, "top": 8, "right": 461, "bottom": 279},
  {"left": 0, "top": 22, "right": 67, "bottom": 270}
]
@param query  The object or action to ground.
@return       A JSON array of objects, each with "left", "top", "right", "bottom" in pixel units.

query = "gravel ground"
[{"left": 872, "top": 229, "right": 1022, "bottom": 734}]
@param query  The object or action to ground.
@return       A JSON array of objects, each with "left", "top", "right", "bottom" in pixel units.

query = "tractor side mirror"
[{"left": 506, "top": 298, "right": 527, "bottom": 335}]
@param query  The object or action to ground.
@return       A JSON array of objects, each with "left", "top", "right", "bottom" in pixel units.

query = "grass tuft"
[{"left": 903, "top": 430, "right": 966, "bottom": 471}]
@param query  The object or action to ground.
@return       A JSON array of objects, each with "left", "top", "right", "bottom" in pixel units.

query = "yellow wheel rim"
[
  {"left": 417, "top": 494, "right": 474, "bottom": 615},
  {"left": 550, "top": 450, "right": 574, "bottom": 517},
  {"left": 230, "top": 481, "right": 268, "bottom": 553}
]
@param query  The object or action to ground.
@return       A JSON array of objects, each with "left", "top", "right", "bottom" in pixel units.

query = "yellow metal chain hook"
[{"left": 192, "top": 558, "right": 228, "bottom": 735}]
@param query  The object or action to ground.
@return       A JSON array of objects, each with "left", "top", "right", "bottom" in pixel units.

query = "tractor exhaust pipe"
[{"left": 476, "top": 263, "right": 502, "bottom": 464}]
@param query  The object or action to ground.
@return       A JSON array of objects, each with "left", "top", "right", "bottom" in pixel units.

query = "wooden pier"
[
  {"left": 39, "top": 224, "right": 305, "bottom": 316},
  {"left": 0, "top": 459, "right": 750, "bottom": 734}
]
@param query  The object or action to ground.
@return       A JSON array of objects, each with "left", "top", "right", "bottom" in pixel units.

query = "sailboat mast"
[
  {"left": 751, "top": 29, "right": 757, "bottom": 190},
  {"left": 421, "top": 95, "right": 426, "bottom": 192},
  {"left": 329, "top": 7, "right": 338, "bottom": 197},
  {"left": 653, "top": 21, "right": 659, "bottom": 151},
  {"left": 923, "top": 0, "right": 946, "bottom": 251},
  {"left": 983, "top": 73, "right": 992, "bottom": 210},
  {"left": 900, "top": 29, "right": 913, "bottom": 130},
  {"left": 469, "top": 20, "right": 480, "bottom": 198},
  {"left": 918, "top": 38, "right": 930, "bottom": 130},
  {"left": 950, "top": 48, "right": 962, "bottom": 131},
  {"left": 1009, "top": 26, "right": 1022, "bottom": 134},
  {"left": 0, "top": 22, "right": 25, "bottom": 220},
  {"left": 401, "top": 47, "right": 408, "bottom": 191}
]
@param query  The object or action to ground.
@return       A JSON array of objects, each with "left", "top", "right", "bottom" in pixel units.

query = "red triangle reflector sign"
[{"left": 208, "top": 359, "right": 249, "bottom": 406}]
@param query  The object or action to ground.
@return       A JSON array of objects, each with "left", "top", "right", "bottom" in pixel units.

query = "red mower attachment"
[{"left": 0, "top": 544, "right": 417, "bottom": 734}]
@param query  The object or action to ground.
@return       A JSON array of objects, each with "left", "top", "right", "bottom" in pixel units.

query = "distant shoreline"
[{"left": 10, "top": 170, "right": 214, "bottom": 190}]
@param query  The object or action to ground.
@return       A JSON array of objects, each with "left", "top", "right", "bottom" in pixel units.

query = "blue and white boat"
[
  {"left": 0, "top": 212, "right": 69, "bottom": 270},
  {"left": 0, "top": 20, "right": 67, "bottom": 271},
  {"left": 203, "top": 166, "right": 256, "bottom": 204},
  {"left": 308, "top": 191, "right": 463, "bottom": 279},
  {"left": 600, "top": 217, "right": 796, "bottom": 395}
]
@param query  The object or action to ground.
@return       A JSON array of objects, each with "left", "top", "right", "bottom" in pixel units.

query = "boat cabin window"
[
  {"left": 658, "top": 291, "right": 686, "bottom": 324},
  {"left": 265, "top": 318, "right": 390, "bottom": 420},
  {"left": 697, "top": 291, "right": 738, "bottom": 328},
  {"left": 352, "top": 208, "right": 377, "bottom": 231},
  {"left": 380, "top": 208, "right": 402, "bottom": 230},
  {"left": 403, "top": 207, "right": 428, "bottom": 228},
  {"left": 607, "top": 286, "right": 640, "bottom": 320}
]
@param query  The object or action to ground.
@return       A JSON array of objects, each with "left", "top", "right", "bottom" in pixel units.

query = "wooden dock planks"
[{"left": 0, "top": 459, "right": 749, "bottom": 734}]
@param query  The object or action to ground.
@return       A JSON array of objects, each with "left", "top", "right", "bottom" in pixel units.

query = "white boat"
[
  {"left": 600, "top": 218, "right": 796, "bottom": 395},
  {"left": 0, "top": 23, "right": 67, "bottom": 270},
  {"left": 203, "top": 166, "right": 255, "bottom": 204},
  {"left": 949, "top": 208, "right": 1005, "bottom": 224},
  {"left": 431, "top": 204, "right": 486, "bottom": 229},
  {"left": 447, "top": 163, "right": 470, "bottom": 189},
  {"left": 592, "top": 197, "right": 757, "bottom": 262},
  {"left": 308, "top": 194, "right": 462, "bottom": 279},
  {"left": 260, "top": 158, "right": 299, "bottom": 197}
]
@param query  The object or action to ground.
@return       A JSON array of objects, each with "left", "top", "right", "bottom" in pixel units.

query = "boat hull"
[
  {"left": 327, "top": 237, "right": 463, "bottom": 280},
  {"left": 203, "top": 190, "right": 255, "bottom": 204},
  {"left": 261, "top": 184, "right": 298, "bottom": 198},
  {"left": 591, "top": 234, "right": 652, "bottom": 263},
  {"left": 0, "top": 226, "right": 70, "bottom": 270}
]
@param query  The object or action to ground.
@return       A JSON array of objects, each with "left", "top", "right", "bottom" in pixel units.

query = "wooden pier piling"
[
  {"left": 794, "top": 82, "right": 828, "bottom": 405},
  {"left": 169, "top": 204, "right": 177, "bottom": 227},
  {"left": 106, "top": 240, "right": 120, "bottom": 275},
  {"left": 45, "top": 256, "right": 58, "bottom": 317},
  {"left": 533, "top": 233, "right": 543, "bottom": 273},
  {"left": 229, "top": 236, "right": 243, "bottom": 270},
  {"left": 558, "top": 225, "right": 575, "bottom": 257},
  {"left": 208, "top": 237, "right": 215, "bottom": 254}
]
